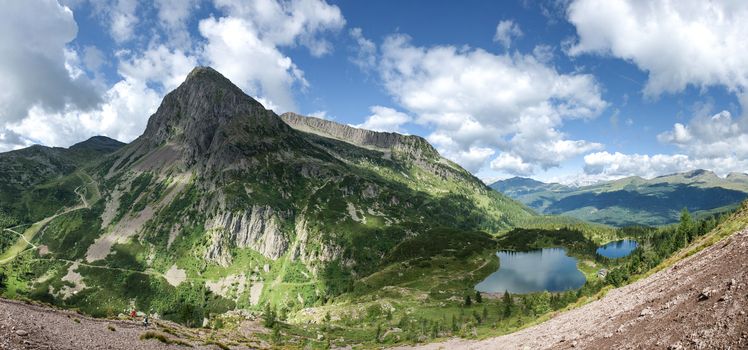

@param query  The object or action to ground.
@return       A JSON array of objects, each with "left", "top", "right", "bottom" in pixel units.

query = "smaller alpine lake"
[
  {"left": 596, "top": 239, "right": 639, "bottom": 259},
  {"left": 475, "top": 248, "right": 586, "bottom": 294}
]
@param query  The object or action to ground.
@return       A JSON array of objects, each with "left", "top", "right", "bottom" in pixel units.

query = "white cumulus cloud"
[
  {"left": 154, "top": 0, "right": 201, "bottom": 46},
  {"left": 582, "top": 151, "right": 748, "bottom": 182},
  {"left": 490, "top": 153, "right": 533, "bottom": 176},
  {"left": 566, "top": 0, "right": 748, "bottom": 182},
  {"left": 213, "top": 0, "right": 345, "bottom": 57},
  {"left": 374, "top": 34, "right": 607, "bottom": 174},
  {"left": 354, "top": 106, "right": 412, "bottom": 133},
  {"left": 7, "top": 76, "right": 161, "bottom": 148},
  {"left": 0, "top": 0, "right": 102, "bottom": 149},
  {"left": 0, "top": 1, "right": 101, "bottom": 124},
  {"left": 658, "top": 110, "right": 748, "bottom": 159},
  {"left": 567, "top": 0, "right": 748, "bottom": 99},
  {"left": 199, "top": 16, "right": 308, "bottom": 113},
  {"left": 349, "top": 27, "right": 376, "bottom": 70},
  {"left": 199, "top": 0, "right": 346, "bottom": 112}
]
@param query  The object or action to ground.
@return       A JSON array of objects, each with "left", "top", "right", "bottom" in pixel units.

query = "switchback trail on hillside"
[
  {"left": 399, "top": 227, "right": 748, "bottom": 350},
  {"left": 0, "top": 173, "right": 93, "bottom": 265}
]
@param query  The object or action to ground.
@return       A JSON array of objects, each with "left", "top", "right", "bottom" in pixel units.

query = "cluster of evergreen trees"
[
  {"left": 0, "top": 211, "right": 19, "bottom": 253},
  {"left": 263, "top": 304, "right": 283, "bottom": 345},
  {"left": 0, "top": 271, "right": 6, "bottom": 292},
  {"left": 604, "top": 208, "right": 722, "bottom": 287}
]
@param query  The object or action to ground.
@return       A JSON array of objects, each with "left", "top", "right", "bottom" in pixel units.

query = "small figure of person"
[
  {"left": 143, "top": 315, "right": 149, "bottom": 327},
  {"left": 130, "top": 310, "right": 136, "bottom": 318}
]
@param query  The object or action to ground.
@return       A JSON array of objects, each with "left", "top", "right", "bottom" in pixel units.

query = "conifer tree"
[{"left": 502, "top": 290, "right": 513, "bottom": 318}]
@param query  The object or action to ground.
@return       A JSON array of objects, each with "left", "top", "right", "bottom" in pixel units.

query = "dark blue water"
[
  {"left": 596, "top": 239, "right": 639, "bottom": 259},
  {"left": 475, "top": 248, "right": 586, "bottom": 294}
]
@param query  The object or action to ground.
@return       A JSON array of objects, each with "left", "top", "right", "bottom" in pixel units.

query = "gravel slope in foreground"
[{"left": 0, "top": 299, "right": 267, "bottom": 350}]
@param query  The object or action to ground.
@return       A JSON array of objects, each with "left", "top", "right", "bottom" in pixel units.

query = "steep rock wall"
[{"left": 205, "top": 206, "right": 290, "bottom": 265}]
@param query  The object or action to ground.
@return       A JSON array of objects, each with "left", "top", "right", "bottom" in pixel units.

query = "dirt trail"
[
  {"left": 0, "top": 174, "right": 93, "bottom": 265},
  {"left": 399, "top": 228, "right": 748, "bottom": 350}
]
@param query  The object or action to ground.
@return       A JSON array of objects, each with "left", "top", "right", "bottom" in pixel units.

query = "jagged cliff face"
[
  {"left": 205, "top": 207, "right": 290, "bottom": 265},
  {"left": 113, "top": 67, "right": 298, "bottom": 174}
]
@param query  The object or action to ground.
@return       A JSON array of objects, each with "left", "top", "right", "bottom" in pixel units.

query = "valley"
[
  {"left": 4, "top": 1, "right": 748, "bottom": 348},
  {"left": 0, "top": 67, "right": 745, "bottom": 349}
]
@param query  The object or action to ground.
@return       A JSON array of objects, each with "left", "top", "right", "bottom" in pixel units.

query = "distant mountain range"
[{"left": 490, "top": 170, "right": 748, "bottom": 226}]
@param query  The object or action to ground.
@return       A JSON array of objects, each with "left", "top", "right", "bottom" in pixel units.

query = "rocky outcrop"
[
  {"left": 205, "top": 206, "right": 290, "bottom": 265},
  {"left": 280, "top": 112, "right": 440, "bottom": 160},
  {"left": 290, "top": 214, "right": 353, "bottom": 275}
]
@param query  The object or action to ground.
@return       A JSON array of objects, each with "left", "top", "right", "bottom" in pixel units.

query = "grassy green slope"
[{"left": 0, "top": 137, "right": 124, "bottom": 224}]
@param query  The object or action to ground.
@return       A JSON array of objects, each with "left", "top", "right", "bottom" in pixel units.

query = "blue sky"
[{"left": 1, "top": 0, "right": 747, "bottom": 185}]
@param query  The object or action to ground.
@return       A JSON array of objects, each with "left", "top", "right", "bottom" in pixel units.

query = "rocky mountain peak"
[
  {"left": 140, "top": 66, "right": 271, "bottom": 144},
  {"left": 130, "top": 66, "right": 291, "bottom": 166}
]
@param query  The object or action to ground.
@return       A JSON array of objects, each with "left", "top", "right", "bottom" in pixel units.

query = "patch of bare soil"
[
  {"left": 85, "top": 204, "right": 155, "bottom": 262},
  {"left": 401, "top": 228, "right": 748, "bottom": 350},
  {"left": 57, "top": 263, "right": 86, "bottom": 299},
  {"left": 206, "top": 274, "right": 247, "bottom": 301},
  {"left": 133, "top": 144, "right": 182, "bottom": 172},
  {"left": 164, "top": 264, "right": 186, "bottom": 287},
  {"left": 0, "top": 299, "right": 265, "bottom": 350}
]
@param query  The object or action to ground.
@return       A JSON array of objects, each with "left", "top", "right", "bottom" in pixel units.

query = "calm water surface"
[
  {"left": 596, "top": 239, "right": 639, "bottom": 259},
  {"left": 475, "top": 248, "right": 586, "bottom": 294}
]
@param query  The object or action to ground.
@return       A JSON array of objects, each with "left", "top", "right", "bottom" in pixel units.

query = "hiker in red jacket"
[{"left": 130, "top": 310, "right": 136, "bottom": 318}]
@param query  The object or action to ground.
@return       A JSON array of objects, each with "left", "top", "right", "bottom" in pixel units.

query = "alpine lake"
[{"left": 476, "top": 239, "right": 639, "bottom": 294}]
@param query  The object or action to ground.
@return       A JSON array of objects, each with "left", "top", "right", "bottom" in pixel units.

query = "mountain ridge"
[
  {"left": 491, "top": 170, "right": 748, "bottom": 226},
  {"left": 0, "top": 135, "right": 123, "bottom": 222},
  {"left": 280, "top": 112, "right": 440, "bottom": 159}
]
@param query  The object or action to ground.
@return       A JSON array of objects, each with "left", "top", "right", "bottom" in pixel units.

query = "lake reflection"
[
  {"left": 475, "top": 248, "right": 586, "bottom": 294},
  {"left": 596, "top": 239, "right": 639, "bottom": 259}
]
